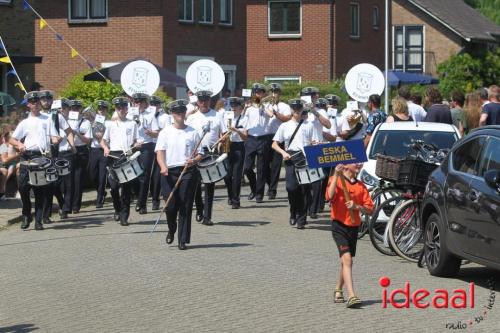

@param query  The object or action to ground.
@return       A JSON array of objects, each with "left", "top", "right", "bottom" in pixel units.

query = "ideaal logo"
[{"left": 379, "top": 276, "right": 496, "bottom": 330}]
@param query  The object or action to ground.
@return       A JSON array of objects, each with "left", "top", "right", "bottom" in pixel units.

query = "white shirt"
[
  {"left": 157, "top": 112, "right": 172, "bottom": 130},
  {"left": 341, "top": 110, "right": 366, "bottom": 141},
  {"left": 265, "top": 101, "right": 292, "bottom": 134},
  {"left": 407, "top": 101, "right": 427, "bottom": 122},
  {"left": 12, "top": 113, "right": 57, "bottom": 153},
  {"left": 229, "top": 113, "right": 249, "bottom": 143},
  {"left": 137, "top": 110, "right": 160, "bottom": 144},
  {"left": 155, "top": 125, "right": 202, "bottom": 168},
  {"left": 245, "top": 105, "right": 271, "bottom": 137},
  {"left": 103, "top": 119, "right": 138, "bottom": 152},
  {"left": 307, "top": 108, "right": 329, "bottom": 142},
  {"left": 68, "top": 118, "right": 92, "bottom": 147},
  {"left": 185, "top": 109, "right": 226, "bottom": 148},
  {"left": 273, "top": 119, "right": 314, "bottom": 152}
]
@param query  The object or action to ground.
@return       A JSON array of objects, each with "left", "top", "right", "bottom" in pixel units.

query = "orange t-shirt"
[{"left": 325, "top": 176, "right": 374, "bottom": 227}]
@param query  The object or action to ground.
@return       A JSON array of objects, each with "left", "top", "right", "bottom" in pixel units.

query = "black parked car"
[{"left": 421, "top": 126, "right": 500, "bottom": 277}]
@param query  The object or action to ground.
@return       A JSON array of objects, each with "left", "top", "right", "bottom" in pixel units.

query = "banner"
[{"left": 304, "top": 139, "right": 368, "bottom": 168}]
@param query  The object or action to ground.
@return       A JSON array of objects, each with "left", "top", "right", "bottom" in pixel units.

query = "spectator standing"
[
  {"left": 398, "top": 86, "right": 426, "bottom": 122},
  {"left": 449, "top": 90, "right": 465, "bottom": 134},
  {"left": 479, "top": 85, "right": 500, "bottom": 126},
  {"left": 423, "top": 87, "right": 453, "bottom": 124},
  {"left": 463, "top": 91, "right": 482, "bottom": 135},
  {"left": 364, "top": 94, "right": 387, "bottom": 147},
  {"left": 386, "top": 97, "right": 413, "bottom": 123}
]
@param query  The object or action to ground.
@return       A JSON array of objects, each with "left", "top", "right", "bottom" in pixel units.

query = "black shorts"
[{"left": 331, "top": 220, "right": 359, "bottom": 257}]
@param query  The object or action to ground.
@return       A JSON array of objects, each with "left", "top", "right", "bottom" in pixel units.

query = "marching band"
[{"left": 10, "top": 82, "right": 374, "bottom": 250}]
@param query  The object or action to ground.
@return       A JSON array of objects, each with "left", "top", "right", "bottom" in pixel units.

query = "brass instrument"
[
  {"left": 347, "top": 110, "right": 363, "bottom": 129},
  {"left": 91, "top": 121, "right": 106, "bottom": 140},
  {"left": 82, "top": 106, "right": 96, "bottom": 122},
  {"left": 223, "top": 117, "right": 232, "bottom": 153}
]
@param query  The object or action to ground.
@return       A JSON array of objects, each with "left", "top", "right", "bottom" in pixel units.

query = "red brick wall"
[
  {"left": 163, "top": 0, "right": 247, "bottom": 89},
  {"left": 334, "top": 0, "right": 386, "bottom": 77},
  {"left": 34, "top": 0, "right": 163, "bottom": 94},
  {"left": 246, "top": 0, "right": 332, "bottom": 83}
]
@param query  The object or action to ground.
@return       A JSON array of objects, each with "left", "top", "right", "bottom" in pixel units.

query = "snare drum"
[
  {"left": 45, "top": 167, "right": 59, "bottom": 183},
  {"left": 55, "top": 159, "right": 70, "bottom": 176},
  {"left": 27, "top": 157, "right": 52, "bottom": 186},
  {"left": 112, "top": 156, "right": 144, "bottom": 184},
  {"left": 197, "top": 153, "right": 229, "bottom": 184},
  {"left": 294, "top": 160, "right": 325, "bottom": 185}
]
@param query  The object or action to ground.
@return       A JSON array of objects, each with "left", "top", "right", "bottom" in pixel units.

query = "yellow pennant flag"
[
  {"left": 70, "top": 48, "right": 79, "bottom": 58},
  {"left": 0, "top": 56, "right": 11, "bottom": 64},
  {"left": 15, "top": 82, "right": 26, "bottom": 91},
  {"left": 39, "top": 19, "right": 47, "bottom": 30}
]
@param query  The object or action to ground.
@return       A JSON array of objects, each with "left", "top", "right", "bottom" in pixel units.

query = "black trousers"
[
  {"left": 285, "top": 158, "right": 308, "bottom": 227},
  {"left": 89, "top": 147, "right": 108, "bottom": 204},
  {"left": 319, "top": 167, "right": 332, "bottom": 212},
  {"left": 72, "top": 145, "right": 89, "bottom": 211},
  {"left": 266, "top": 138, "right": 283, "bottom": 196},
  {"left": 19, "top": 151, "right": 49, "bottom": 223},
  {"left": 162, "top": 166, "right": 197, "bottom": 244},
  {"left": 136, "top": 142, "right": 155, "bottom": 209},
  {"left": 150, "top": 157, "right": 162, "bottom": 206},
  {"left": 194, "top": 176, "right": 204, "bottom": 214},
  {"left": 224, "top": 141, "right": 245, "bottom": 205},
  {"left": 108, "top": 151, "right": 132, "bottom": 221},
  {"left": 56, "top": 151, "right": 75, "bottom": 214},
  {"left": 308, "top": 179, "right": 323, "bottom": 216},
  {"left": 243, "top": 135, "right": 270, "bottom": 199}
]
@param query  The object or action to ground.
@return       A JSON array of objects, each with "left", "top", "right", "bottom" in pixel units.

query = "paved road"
[{"left": 0, "top": 184, "right": 499, "bottom": 333}]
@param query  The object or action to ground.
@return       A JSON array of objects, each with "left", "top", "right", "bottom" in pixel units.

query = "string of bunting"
[
  {"left": 0, "top": 35, "right": 28, "bottom": 93},
  {"left": 22, "top": 0, "right": 110, "bottom": 84}
]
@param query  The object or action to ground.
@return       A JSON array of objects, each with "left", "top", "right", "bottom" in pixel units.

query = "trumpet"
[{"left": 347, "top": 110, "right": 363, "bottom": 129}]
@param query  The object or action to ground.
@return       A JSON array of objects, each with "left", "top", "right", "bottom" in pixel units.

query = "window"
[
  {"left": 69, "top": 0, "right": 107, "bottom": 22},
  {"left": 478, "top": 137, "right": 500, "bottom": 177},
  {"left": 451, "top": 137, "right": 486, "bottom": 176},
  {"left": 264, "top": 75, "right": 302, "bottom": 84},
  {"left": 199, "top": 0, "right": 213, "bottom": 24},
  {"left": 393, "top": 26, "right": 424, "bottom": 73},
  {"left": 220, "top": 0, "right": 232, "bottom": 25},
  {"left": 350, "top": 3, "right": 360, "bottom": 38},
  {"left": 372, "top": 6, "right": 380, "bottom": 30},
  {"left": 268, "top": 1, "right": 301, "bottom": 37},
  {"left": 179, "top": 0, "right": 193, "bottom": 22},
  {"left": 0, "top": 0, "right": 13, "bottom": 6}
]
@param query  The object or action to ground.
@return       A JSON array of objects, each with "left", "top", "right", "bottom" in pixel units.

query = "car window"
[
  {"left": 451, "top": 136, "right": 485, "bottom": 175},
  {"left": 478, "top": 137, "right": 500, "bottom": 177},
  {"left": 369, "top": 130, "right": 458, "bottom": 159}
]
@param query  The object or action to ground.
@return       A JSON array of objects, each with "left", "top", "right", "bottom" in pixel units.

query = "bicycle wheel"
[
  {"left": 359, "top": 188, "right": 401, "bottom": 239},
  {"left": 368, "top": 194, "right": 405, "bottom": 256},
  {"left": 388, "top": 198, "right": 423, "bottom": 262}
]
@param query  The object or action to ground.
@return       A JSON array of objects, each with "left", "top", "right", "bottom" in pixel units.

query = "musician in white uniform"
[
  {"left": 67, "top": 99, "right": 92, "bottom": 214},
  {"left": 89, "top": 100, "right": 109, "bottom": 209},
  {"left": 150, "top": 95, "right": 169, "bottom": 211},
  {"left": 101, "top": 97, "right": 139, "bottom": 226},
  {"left": 271, "top": 99, "right": 314, "bottom": 229},
  {"left": 223, "top": 97, "right": 249, "bottom": 209},
  {"left": 132, "top": 93, "right": 159, "bottom": 214},
  {"left": 155, "top": 99, "right": 203, "bottom": 250},
  {"left": 9, "top": 91, "right": 60, "bottom": 230},
  {"left": 186, "top": 90, "right": 226, "bottom": 226},
  {"left": 264, "top": 83, "right": 291, "bottom": 200},
  {"left": 243, "top": 83, "right": 272, "bottom": 203}
]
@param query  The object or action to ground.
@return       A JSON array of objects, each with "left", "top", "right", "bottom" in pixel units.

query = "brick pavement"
[{"left": 0, "top": 183, "right": 499, "bottom": 333}]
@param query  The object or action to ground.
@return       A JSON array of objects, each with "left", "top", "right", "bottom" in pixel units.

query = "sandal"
[
  {"left": 333, "top": 289, "right": 345, "bottom": 303},
  {"left": 346, "top": 296, "right": 362, "bottom": 308}
]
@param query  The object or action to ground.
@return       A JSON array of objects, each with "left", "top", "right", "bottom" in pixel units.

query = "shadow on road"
[
  {"left": 49, "top": 218, "right": 105, "bottom": 230},
  {"left": 216, "top": 221, "right": 270, "bottom": 227},
  {"left": 240, "top": 204, "right": 288, "bottom": 209},
  {"left": 457, "top": 266, "right": 500, "bottom": 291},
  {"left": 0, "top": 323, "right": 39, "bottom": 332},
  {"left": 186, "top": 243, "right": 253, "bottom": 249}
]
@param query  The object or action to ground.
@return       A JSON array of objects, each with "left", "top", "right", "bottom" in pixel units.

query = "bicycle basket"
[
  {"left": 396, "top": 158, "right": 437, "bottom": 189},
  {"left": 375, "top": 154, "right": 401, "bottom": 182}
]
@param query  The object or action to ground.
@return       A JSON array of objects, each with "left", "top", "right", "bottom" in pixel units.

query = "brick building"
[
  {"left": 0, "top": 0, "right": 40, "bottom": 103},
  {"left": 392, "top": 0, "right": 500, "bottom": 76},
  {"left": 247, "top": 0, "right": 387, "bottom": 84}
]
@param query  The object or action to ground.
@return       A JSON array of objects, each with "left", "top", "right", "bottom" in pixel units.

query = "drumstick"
[
  {"left": 150, "top": 125, "right": 210, "bottom": 235},
  {"left": 338, "top": 173, "right": 357, "bottom": 224}
]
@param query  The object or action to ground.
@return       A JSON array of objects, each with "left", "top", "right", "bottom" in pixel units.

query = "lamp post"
[{"left": 384, "top": 0, "right": 390, "bottom": 113}]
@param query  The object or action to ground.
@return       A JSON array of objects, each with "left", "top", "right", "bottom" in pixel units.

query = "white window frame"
[
  {"left": 199, "top": 0, "right": 214, "bottom": 25},
  {"left": 392, "top": 25, "right": 426, "bottom": 73},
  {"left": 264, "top": 75, "right": 302, "bottom": 84},
  {"left": 68, "top": 0, "right": 108, "bottom": 24},
  {"left": 179, "top": 0, "right": 194, "bottom": 23},
  {"left": 219, "top": 0, "right": 233, "bottom": 26},
  {"left": 220, "top": 64, "right": 237, "bottom": 93},
  {"left": 268, "top": 0, "right": 302, "bottom": 39},
  {"left": 349, "top": 2, "right": 360, "bottom": 38}
]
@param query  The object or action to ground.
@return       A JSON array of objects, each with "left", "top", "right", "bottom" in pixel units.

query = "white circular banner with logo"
[
  {"left": 345, "top": 63, "right": 385, "bottom": 103},
  {"left": 120, "top": 60, "right": 160, "bottom": 96},
  {"left": 185, "top": 59, "right": 225, "bottom": 97}
]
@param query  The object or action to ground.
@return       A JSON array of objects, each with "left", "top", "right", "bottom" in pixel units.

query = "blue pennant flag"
[
  {"left": 6, "top": 69, "right": 17, "bottom": 77},
  {"left": 23, "top": 0, "right": 30, "bottom": 10},
  {"left": 55, "top": 34, "right": 64, "bottom": 41}
]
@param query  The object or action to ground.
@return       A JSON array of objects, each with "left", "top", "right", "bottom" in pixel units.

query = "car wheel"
[{"left": 424, "top": 213, "right": 461, "bottom": 277}]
